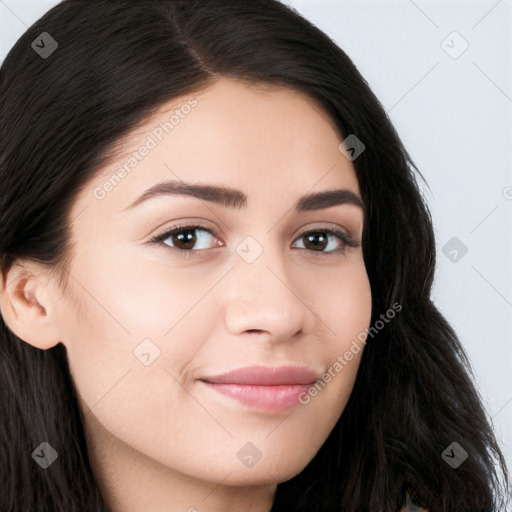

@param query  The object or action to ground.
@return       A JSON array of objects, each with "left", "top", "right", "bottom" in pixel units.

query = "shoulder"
[{"left": 399, "top": 488, "right": 429, "bottom": 512}]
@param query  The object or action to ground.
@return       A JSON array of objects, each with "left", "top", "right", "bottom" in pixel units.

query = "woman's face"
[{"left": 55, "top": 78, "right": 371, "bottom": 493}]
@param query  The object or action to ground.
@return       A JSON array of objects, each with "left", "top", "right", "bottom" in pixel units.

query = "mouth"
[{"left": 198, "top": 365, "right": 319, "bottom": 413}]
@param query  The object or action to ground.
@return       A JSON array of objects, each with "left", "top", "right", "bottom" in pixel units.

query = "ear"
[{"left": 0, "top": 261, "right": 62, "bottom": 350}]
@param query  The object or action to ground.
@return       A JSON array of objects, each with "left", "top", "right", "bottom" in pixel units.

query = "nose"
[{"left": 223, "top": 242, "right": 313, "bottom": 341}]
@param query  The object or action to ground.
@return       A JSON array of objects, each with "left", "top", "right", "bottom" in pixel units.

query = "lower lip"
[{"left": 200, "top": 381, "right": 312, "bottom": 412}]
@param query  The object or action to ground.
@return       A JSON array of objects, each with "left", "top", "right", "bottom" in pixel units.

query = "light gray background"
[{"left": 1, "top": 0, "right": 511, "bottom": 492}]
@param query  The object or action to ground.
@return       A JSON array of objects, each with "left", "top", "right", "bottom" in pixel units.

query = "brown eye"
[
  {"left": 302, "top": 231, "right": 331, "bottom": 251},
  {"left": 292, "top": 228, "right": 359, "bottom": 254},
  {"left": 149, "top": 224, "right": 218, "bottom": 256},
  {"left": 165, "top": 227, "right": 198, "bottom": 250}
]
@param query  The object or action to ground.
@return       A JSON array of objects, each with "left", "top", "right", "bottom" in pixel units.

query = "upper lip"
[{"left": 199, "top": 365, "right": 320, "bottom": 386}]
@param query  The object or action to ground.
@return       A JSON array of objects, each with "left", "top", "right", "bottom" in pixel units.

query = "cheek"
[
  {"left": 60, "top": 250, "right": 206, "bottom": 418},
  {"left": 319, "top": 258, "right": 373, "bottom": 346},
  {"left": 310, "top": 260, "right": 372, "bottom": 403},
  {"left": 61, "top": 274, "right": 202, "bottom": 453},
  {"left": 69, "top": 243, "right": 214, "bottom": 338}
]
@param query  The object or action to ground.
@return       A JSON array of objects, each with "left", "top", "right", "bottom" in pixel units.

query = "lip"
[
  {"left": 199, "top": 365, "right": 320, "bottom": 386},
  {"left": 198, "top": 365, "right": 319, "bottom": 413}
]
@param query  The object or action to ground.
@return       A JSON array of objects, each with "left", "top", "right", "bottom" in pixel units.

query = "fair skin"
[{"left": 1, "top": 78, "right": 372, "bottom": 512}]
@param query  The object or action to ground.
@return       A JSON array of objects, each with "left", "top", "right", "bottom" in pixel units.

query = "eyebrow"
[{"left": 121, "top": 180, "right": 364, "bottom": 213}]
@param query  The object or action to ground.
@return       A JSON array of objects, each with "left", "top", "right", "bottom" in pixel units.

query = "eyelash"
[{"left": 148, "top": 223, "right": 361, "bottom": 259}]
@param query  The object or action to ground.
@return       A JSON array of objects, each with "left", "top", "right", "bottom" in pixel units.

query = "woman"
[{"left": 0, "top": 1, "right": 508, "bottom": 511}]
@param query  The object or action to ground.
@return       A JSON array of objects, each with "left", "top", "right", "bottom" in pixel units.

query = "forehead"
[{"left": 73, "top": 78, "right": 359, "bottom": 217}]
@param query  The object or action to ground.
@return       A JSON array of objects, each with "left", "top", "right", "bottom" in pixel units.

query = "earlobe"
[{"left": 0, "top": 262, "right": 62, "bottom": 350}]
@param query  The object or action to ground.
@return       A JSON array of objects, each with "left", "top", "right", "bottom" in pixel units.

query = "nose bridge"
[{"left": 222, "top": 231, "right": 309, "bottom": 338}]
